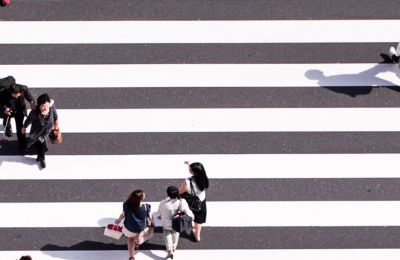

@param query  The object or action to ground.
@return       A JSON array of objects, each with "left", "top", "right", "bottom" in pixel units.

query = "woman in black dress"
[{"left": 179, "top": 161, "right": 209, "bottom": 242}]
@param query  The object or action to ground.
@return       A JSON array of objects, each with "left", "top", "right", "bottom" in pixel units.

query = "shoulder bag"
[
  {"left": 182, "top": 178, "right": 202, "bottom": 212},
  {"left": 172, "top": 199, "right": 193, "bottom": 233}
]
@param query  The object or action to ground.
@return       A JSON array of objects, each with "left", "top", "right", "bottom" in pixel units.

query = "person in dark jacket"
[
  {"left": 21, "top": 93, "right": 58, "bottom": 169},
  {"left": 0, "top": 83, "right": 35, "bottom": 151}
]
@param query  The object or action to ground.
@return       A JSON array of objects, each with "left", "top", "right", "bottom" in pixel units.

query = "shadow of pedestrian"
[
  {"left": 305, "top": 62, "right": 399, "bottom": 97},
  {"left": 41, "top": 239, "right": 166, "bottom": 260},
  {"left": 0, "top": 154, "right": 37, "bottom": 167}
]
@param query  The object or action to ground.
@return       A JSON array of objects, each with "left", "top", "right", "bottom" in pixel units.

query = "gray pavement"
[{"left": 2, "top": 0, "right": 400, "bottom": 20}]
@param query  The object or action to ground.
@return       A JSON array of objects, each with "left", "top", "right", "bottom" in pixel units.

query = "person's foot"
[
  {"left": 166, "top": 251, "right": 174, "bottom": 259},
  {"left": 39, "top": 160, "right": 46, "bottom": 169},
  {"left": 191, "top": 230, "right": 200, "bottom": 242}
]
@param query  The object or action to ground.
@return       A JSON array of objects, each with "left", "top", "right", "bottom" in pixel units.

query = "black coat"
[
  {"left": 0, "top": 84, "right": 35, "bottom": 117},
  {"left": 23, "top": 104, "right": 58, "bottom": 148}
]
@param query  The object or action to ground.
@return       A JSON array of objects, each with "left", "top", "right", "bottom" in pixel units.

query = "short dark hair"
[
  {"left": 36, "top": 93, "right": 51, "bottom": 107},
  {"left": 19, "top": 256, "right": 32, "bottom": 260},
  {"left": 167, "top": 186, "right": 179, "bottom": 199},
  {"left": 9, "top": 84, "right": 21, "bottom": 94}
]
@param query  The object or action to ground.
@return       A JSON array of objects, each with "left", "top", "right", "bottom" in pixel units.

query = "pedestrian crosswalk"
[{"left": 1, "top": 0, "right": 400, "bottom": 259}]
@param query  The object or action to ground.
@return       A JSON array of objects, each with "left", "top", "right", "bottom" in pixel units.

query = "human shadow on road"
[
  {"left": 0, "top": 140, "right": 39, "bottom": 168},
  {"left": 41, "top": 238, "right": 165, "bottom": 260},
  {"left": 305, "top": 57, "right": 399, "bottom": 97}
]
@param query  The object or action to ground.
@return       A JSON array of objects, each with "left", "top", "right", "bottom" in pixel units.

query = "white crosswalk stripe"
[
  {"left": 0, "top": 20, "right": 399, "bottom": 44},
  {"left": 4, "top": 249, "right": 400, "bottom": 260},
  {"left": 5, "top": 108, "right": 400, "bottom": 132},
  {"left": 1, "top": 1, "right": 400, "bottom": 259},
  {"left": 1, "top": 64, "right": 398, "bottom": 88},
  {"left": 1, "top": 154, "right": 400, "bottom": 180},
  {"left": 1, "top": 201, "right": 400, "bottom": 227}
]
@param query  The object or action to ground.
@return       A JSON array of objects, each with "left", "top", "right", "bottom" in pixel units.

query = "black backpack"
[{"left": 0, "top": 76, "right": 16, "bottom": 92}]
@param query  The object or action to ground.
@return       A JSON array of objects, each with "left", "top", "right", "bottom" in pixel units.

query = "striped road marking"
[
  {"left": 0, "top": 63, "right": 398, "bottom": 88},
  {"left": 1, "top": 20, "right": 400, "bottom": 44},
  {"left": 10, "top": 108, "right": 400, "bottom": 133},
  {"left": 2, "top": 249, "right": 400, "bottom": 260},
  {"left": 1, "top": 154, "right": 399, "bottom": 180},
  {"left": 1, "top": 201, "right": 400, "bottom": 227}
]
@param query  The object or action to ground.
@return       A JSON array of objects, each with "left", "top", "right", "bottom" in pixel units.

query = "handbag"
[
  {"left": 49, "top": 128, "right": 62, "bottom": 144},
  {"left": 182, "top": 178, "right": 202, "bottom": 212},
  {"left": 104, "top": 224, "right": 123, "bottom": 240},
  {"left": 172, "top": 199, "right": 193, "bottom": 233},
  {"left": 137, "top": 204, "right": 154, "bottom": 245}
]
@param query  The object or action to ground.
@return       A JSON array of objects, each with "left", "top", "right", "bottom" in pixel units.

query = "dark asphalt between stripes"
[
  {"left": 0, "top": 43, "right": 396, "bottom": 64},
  {"left": 2, "top": 132, "right": 400, "bottom": 155},
  {"left": 1, "top": 178, "right": 400, "bottom": 202},
  {"left": 2, "top": 0, "right": 400, "bottom": 20},
  {"left": 26, "top": 86, "right": 400, "bottom": 109}
]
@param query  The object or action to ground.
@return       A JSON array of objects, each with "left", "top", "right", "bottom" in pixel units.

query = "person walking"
[
  {"left": 0, "top": 82, "right": 35, "bottom": 151},
  {"left": 115, "top": 189, "right": 154, "bottom": 260},
  {"left": 179, "top": 161, "right": 209, "bottom": 242},
  {"left": 21, "top": 93, "right": 58, "bottom": 169},
  {"left": 158, "top": 186, "right": 194, "bottom": 259}
]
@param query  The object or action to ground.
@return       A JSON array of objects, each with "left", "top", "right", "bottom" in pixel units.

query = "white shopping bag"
[{"left": 104, "top": 224, "right": 123, "bottom": 240}]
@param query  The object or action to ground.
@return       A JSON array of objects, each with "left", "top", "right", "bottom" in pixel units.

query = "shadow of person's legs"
[{"left": 305, "top": 62, "right": 398, "bottom": 97}]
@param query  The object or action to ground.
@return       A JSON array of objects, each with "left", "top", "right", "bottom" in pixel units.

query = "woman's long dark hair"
[
  {"left": 190, "top": 162, "right": 209, "bottom": 191},
  {"left": 125, "top": 189, "right": 144, "bottom": 212}
]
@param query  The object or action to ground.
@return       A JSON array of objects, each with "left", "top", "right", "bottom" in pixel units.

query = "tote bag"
[{"left": 104, "top": 224, "right": 123, "bottom": 240}]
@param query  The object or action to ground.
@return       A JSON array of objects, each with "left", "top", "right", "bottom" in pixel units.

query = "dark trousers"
[
  {"left": 2, "top": 112, "right": 26, "bottom": 150},
  {"left": 30, "top": 140, "right": 48, "bottom": 161}
]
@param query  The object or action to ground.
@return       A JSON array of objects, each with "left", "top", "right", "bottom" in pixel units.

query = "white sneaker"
[{"left": 389, "top": 46, "right": 398, "bottom": 56}]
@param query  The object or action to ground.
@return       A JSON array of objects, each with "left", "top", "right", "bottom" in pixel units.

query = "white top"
[
  {"left": 157, "top": 197, "right": 194, "bottom": 229},
  {"left": 185, "top": 178, "right": 206, "bottom": 201}
]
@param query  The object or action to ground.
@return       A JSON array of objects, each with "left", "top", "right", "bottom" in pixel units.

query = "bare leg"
[
  {"left": 192, "top": 223, "right": 202, "bottom": 241},
  {"left": 127, "top": 237, "right": 136, "bottom": 259}
]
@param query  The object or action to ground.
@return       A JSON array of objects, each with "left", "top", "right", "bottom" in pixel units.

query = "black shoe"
[
  {"left": 5, "top": 127, "right": 12, "bottom": 137},
  {"left": 39, "top": 160, "right": 46, "bottom": 169}
]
